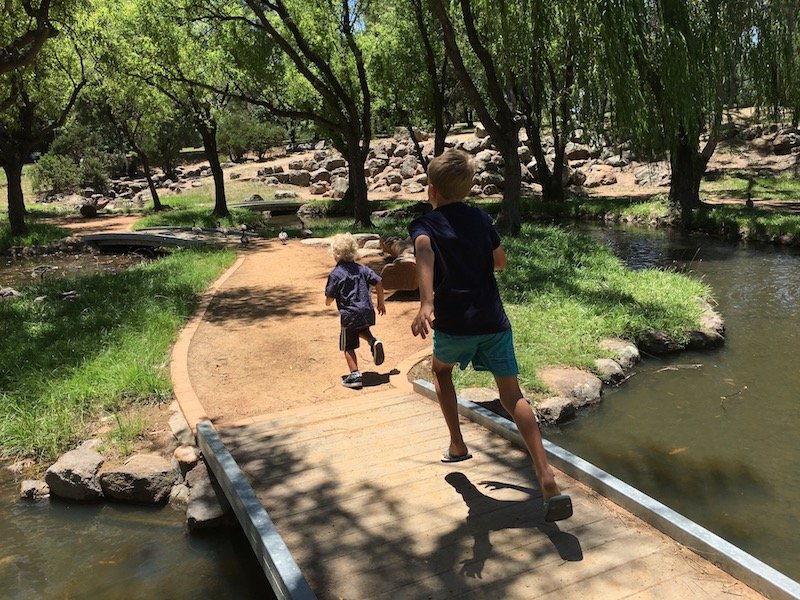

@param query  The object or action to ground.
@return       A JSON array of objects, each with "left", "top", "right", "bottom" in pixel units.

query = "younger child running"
[
  {"left": 409, "top": 149, "right": 573, "bottom": 522},
  {"left": 325, "top": 233, "right": 386, "bottom": 390}
]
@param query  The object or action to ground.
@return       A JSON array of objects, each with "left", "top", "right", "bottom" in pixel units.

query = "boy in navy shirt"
[
  {"left": 325, "top": 233, "right": 386, "bottom": 389},
  {"left": 409, "top": 150, "right": 572, "bottom": 521}
]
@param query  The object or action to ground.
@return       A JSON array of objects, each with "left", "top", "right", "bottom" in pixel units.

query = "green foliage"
[
  {"left": 30, "top": 153, "right": 81, "bottom": 194},
  {"left": 217, "top": 103, "right": 286, "bottom": 161},
  {"left": 0, "top": 220, "right": 71, "bottom": 253},
  {"left": 0, "top": 248, "right": 236, "bottom": 460}
]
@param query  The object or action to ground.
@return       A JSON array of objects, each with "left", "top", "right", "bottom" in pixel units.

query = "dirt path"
[{"left": 186, "top": 239, "right": 430, "bottom": 425}]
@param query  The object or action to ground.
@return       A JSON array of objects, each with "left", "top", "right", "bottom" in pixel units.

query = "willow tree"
[
  {"left": 595, "top": 0, "right": 751, "bottom": 224},
  {"left": 193, "top": 0, "right": 376, "bottom": 227},
  {"left": 0, "top": 29, "right": 86, "bottom": 235},
  {"left": 744, "top": 0, "right": 799, "bottom": 124},
  {"left": 431, "top": 0, "right": 525, "bottom": 234},
  {"left": 511, "top": 1, "right": 603, "bottom": 203}
]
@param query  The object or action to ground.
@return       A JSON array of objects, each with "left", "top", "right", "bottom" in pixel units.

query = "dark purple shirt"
[
  {"left": 409, "top": 203, "right": 510, "bottom": 335},
  {"left": 325, "top": 261, "right": 381, "bottom": 329}
]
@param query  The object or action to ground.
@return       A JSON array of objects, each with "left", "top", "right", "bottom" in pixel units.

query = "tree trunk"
[
  {"left": 345, "top": 144, "right": 372, "bottom": 228},
  {"left": 496, "top": 137, "right": 521, "bottom": 235},
  {"left": 4, "top": 156, "right": 27, "bottom": 236},
  {"left": 198, "top": 122, "right": 228, "bottom": 218},
  {"left": 139, "top": 152, "right": 164, "bottom": 211},
  {"left": 669, "top": 135, "right": 705, "bottom": 225}
]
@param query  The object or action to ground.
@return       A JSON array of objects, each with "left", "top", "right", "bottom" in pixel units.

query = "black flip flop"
[{"left": 544, "top": 494, "right": 573, "bottom": 522}]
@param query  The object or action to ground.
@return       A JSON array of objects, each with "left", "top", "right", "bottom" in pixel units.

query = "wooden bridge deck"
[{"left": 218, "top": 389, "right": 764, "bottom": 600}]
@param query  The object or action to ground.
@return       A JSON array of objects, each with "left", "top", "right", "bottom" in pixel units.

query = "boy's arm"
[
  {"left": 411, "top": 235, "right": 435, "bottom": 338},
  {"left": 375, "top": 282, "right": 386, "bottom": 315},
  {"left": 493, "top": 245, "right": 507, "bottom": 271}
]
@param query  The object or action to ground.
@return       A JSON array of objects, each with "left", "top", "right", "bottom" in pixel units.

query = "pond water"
[
  {"left": 0, "top": 467, "right": 272, "bottom": 599},
  {"left": 550, "top": 225, "right": 800, "bottom": 582}
]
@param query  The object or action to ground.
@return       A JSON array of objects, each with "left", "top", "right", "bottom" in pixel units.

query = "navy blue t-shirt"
[
  {"left": 409, "top": 203, "right": 510, "bottom": 335},
  {"left": 325, "top": 261, "right": 381, "bottom": 329}
]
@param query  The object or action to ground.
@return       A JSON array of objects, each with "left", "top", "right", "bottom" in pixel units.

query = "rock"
[
  {"left": 99, "top": 454, "right": 178, "bottom": 504},
  {"left": 169, "top": 412, "right": 194, "bottom": 446},
  {"left": 275, "top": 190, "right": 298, "bottom": 199},
  {"left": 461, "top": 138, "right": 483, "bottom": 154},
  {"left": 639, "top": 330, "right": 682, "bottom": 354},
  {"left": 0, "top": 287, "right": 22, "bottom": 299},
  {"left": 309, "top": 182, "right": 329, "bottom": 195},
  {"left": 403, "top": 181, "right": 425, "bottom": 194},
  {"left": 330, "top": 176, "right": 349, "bottom": 199},
  {"left": 634, "top": 164, "right": 671, "bottom": 186},
  {"left": 169, "top": 483, "right": 190, "bottom": 507},
  {"left": 565, "top": 142, "right": 590, "bottom": 161},
  {"left": 475, "top": 123, "right": 488, "bottom": 138},
  {"left": 173, "top": 445, "right": 201, "bottom": 477},
  {"left": 310, "top": 168, "right": 331, "bottom": 183},
  {"left": 772, "top": 133, "right": 798, "bottom": 155},
  {"left": 186, "top": 462, "right": 230, "bottom": 531},
  {"left": 380, "top": 256, "right": 418, "bottom": 291},
  {"left": 20, "top": 480, "right": 50, "bottom": 501},
  {"left": 285, "top": 170, "right": 311, "bottom": 187},
  {"left": 323, "top": 157, "right": 347, "bottom": 171},
  {"left": 6, "top": 458, "right": 34, "bottom": 476},
  {"left": 535, "top": 397, "right": 576, "bottom": 424},
  {"left": 594, "top": 358, "right": 625, "bottom": 385},
  {"left": 538, "top": 367, "right": 603, "bottom": 408},
  {"left": 243, "top": 194, "right": 265, "bottom": 203},
  {"left": 45, "top": 446, "right": 105, "bottom": 501},
  {"left": 686, "top": 299, "right": 725, "bottom": 350},
  {"left": 288, "top": 159, "right": 304, "bottom": 170},
  {"left": 229, "top": 173, "right": 241, "bottom": 180},
  {"left": 599, "top": 338, "right": 640, "bottom": 370}
]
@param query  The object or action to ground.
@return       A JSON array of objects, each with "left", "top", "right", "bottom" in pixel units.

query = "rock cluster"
[{"left": 17, "top": 402, "right": 231, "bottom": 532}]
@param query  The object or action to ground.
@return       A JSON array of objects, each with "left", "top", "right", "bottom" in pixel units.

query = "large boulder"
[
  {"left": 99, "top": 453, "right": 178, "bottom": 504},
  {"left": 535, "top": 397, "right": 576, "bottom": 424},
  {"left": 45, "top": 444, "right": 105, "bottom": 501},
  {"left": 538, "top": 367, "right": 603, "bottom": 409}
]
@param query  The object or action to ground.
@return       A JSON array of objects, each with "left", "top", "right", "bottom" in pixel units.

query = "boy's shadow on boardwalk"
[
  {"left": 361, "top": 369, "right": 400, "bottom": 388},
  {"left": 437, "top": 472, "right": 582, "bottom": 581}
]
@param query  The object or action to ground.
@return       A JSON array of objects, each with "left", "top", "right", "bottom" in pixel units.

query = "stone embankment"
[{"left": 17, "top": 401, "right": 230, "bottom": 531}]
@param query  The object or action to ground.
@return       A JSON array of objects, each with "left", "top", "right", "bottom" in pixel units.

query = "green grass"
[
  {"left": 0, "top": 220, "right": 72, "bottom": 253},
  {"left": 692, "top": 205, "right": 800, "bottom": 241},
  {"left": 701, "top": 174, "right": 800, "bottom": 202},
  {"left": 0, "top": 248, "right": 236, "bottom": 461},
  {"left": 449, "top": 225, "right": 711, "bottom": 394}
]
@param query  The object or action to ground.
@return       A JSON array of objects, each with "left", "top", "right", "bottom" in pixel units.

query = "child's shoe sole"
[{"left": 372, "top": 340, "right": 385, "bottom": 366}]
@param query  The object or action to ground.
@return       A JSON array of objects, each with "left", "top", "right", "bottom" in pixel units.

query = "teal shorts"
[{"left": 432, "top": 330, "right": 519, "bottom": 377}]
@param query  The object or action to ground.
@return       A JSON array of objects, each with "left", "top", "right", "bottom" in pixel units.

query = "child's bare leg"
[
  {"left": 495, "top": 375, "right": 560, "bottom": 501},
  {"left": 345, "top": 349, "right": 359, "bottom": 372},
  {"left": 432, "top": 356, "right": 468, "bottom": 457}
]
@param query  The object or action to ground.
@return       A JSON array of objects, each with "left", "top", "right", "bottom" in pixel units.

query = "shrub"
[{"left": 30, "top": 153, "right": 81, "bottom": 194}]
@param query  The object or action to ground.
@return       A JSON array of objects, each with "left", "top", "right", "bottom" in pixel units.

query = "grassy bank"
[
  {"left": 452, "top": 224, "right": 711, "bottom": 393},
  {"left": 0, "top": 248, "right": 236, "bottom": 461}
]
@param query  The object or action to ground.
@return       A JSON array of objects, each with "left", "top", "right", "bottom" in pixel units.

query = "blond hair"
[
  {"left": 329, "top": 233, "right": 358, "bottom": 262},
  {"left": 427, "top": 149, "right": 475, "bottom": 201}
]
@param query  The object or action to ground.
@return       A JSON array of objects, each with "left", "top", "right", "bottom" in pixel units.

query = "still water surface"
[
  {"left": 0, "top": 468, "right": 272, "bottom": 599},
  {"left": 553, "top": 225, "right": 800, "bottom": 581}
]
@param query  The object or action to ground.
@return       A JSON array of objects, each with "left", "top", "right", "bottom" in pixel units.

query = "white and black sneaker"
[
  {"left": 341, "top": 372, "right": 363, "bottom": 389},
  {"left": 371, "top": 340, "right": 385, "bottom": 366}
]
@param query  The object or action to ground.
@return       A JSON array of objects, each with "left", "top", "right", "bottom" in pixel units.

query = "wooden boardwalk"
[{"left": 218, "top": 389, "right": 765, "bottom": 600}]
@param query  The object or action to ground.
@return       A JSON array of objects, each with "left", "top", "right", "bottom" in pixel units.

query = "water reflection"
[{"left": 557, "top": 224, "right": 800, "bottom": 581}]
